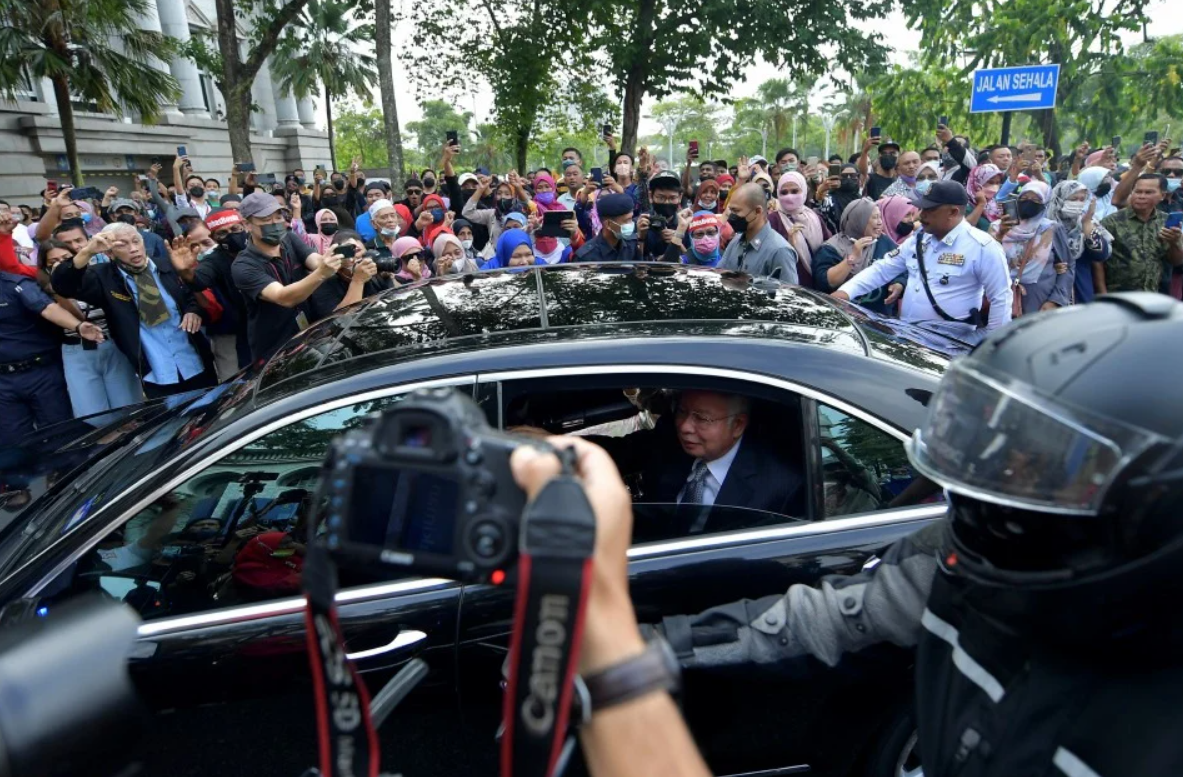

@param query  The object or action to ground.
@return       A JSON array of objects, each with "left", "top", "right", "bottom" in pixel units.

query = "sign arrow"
[{"left": 987, "top": 93, "right": 1043, "bottom": 104}]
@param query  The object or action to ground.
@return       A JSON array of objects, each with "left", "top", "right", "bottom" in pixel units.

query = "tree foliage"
[{"left": 332, "top": 104, "right": 388, "bottom": 168}]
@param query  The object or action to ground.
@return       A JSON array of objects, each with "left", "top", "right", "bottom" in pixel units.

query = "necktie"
[
  {"left": 121, "top": 262, "right": 171, "bottom": 327},
  {"left": 681, "top": 459, "right": 710, "bottom": 505}
]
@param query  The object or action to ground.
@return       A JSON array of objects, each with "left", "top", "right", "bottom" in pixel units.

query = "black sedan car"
[{"left": 0, "top": 264, "right": 963, "bottom": 777}]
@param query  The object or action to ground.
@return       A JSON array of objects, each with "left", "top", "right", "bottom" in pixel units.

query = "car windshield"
[{"left": 0, "top": 376, "right": 257, "bottom": 579}]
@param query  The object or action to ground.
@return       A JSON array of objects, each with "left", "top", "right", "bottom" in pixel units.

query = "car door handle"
[{"left": 346, "top": 629, "right": 428, "bottom": 661}]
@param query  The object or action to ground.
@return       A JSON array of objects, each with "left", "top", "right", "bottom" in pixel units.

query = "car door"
[
  {"left": 452, "top": 365, "right": 946, "bottom": 777},
  {"left": 31, "top": 376, "right": 476, "bottom": 777}
]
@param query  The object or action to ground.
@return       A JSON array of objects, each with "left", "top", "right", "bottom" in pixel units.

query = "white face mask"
[
  {"left": 460, "top": 239, "right": 473, "bottom": 250},
  {"left": 1060, "top": 200, "right": 1087, "bottom": 218}
]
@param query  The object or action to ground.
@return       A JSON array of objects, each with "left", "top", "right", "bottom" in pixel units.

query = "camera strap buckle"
[{"left": 501, "top": 466, "right": 597, "bottom": 777}]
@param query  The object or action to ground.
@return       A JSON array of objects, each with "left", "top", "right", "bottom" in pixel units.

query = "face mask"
[
  {"left": 198, "top": 248, "right": 216, "bottom": 262},
  {"left": 653, "top": 202, "right": 678, "bottom": 219},
  {"left": 896, "top": 220, "right": 915, "bottom": 237},
  {"left": 900, "top": 175, "right": 917, "bottom": 186},
  {"left": 615, "top": 164, "right": 632, "bottom": 179},
  {"left": 332, "top": 180, "right": 346, "bottom": 191},
  {"left": 380, "top": 226, "right": 400, "bottom": 239},
  {"left": 983, "top": 184, "right": 1001, "bottom": 200},
  {"left": 80, "top": 212, "right": 93, "bottom": 224},
  {"left": 207, "top": 189, "right": 221, "bottom": 198},
  {"left": 915, "top": 180, "right": 934, "bottom": 196},
  {"left": 429, "top": 207, "right": 444, "bottom": 223},
  {"left": 782, "top": 162, "right": 799, "bottom": 173},
  {"left": 116, "top": 213, "right": 138, "bottom": 226},
  {"left": 879, "top": 155, "right": 898, "bottom": 171},
  {"left": 1059, "top": 201, "right": 1087, "bottom": 219},
  {"left": 839, "top": 179, "right": 859, "bottom": 194},
  {"left": 497, "top": 198, "right": 514, "bottom": 213},
  {"left": 461, "top": 239, "right": 474, "bottom": 250},
  {"left": 424, "top": 176, "right": 437, "bottom": 187},
  {"left": 257, "top": 222, "right": 287, "bottom": 246},
  {"left": 692, "top": 235, "right": 720, "bottom": 255},
  {"left": 1094, "top": 181, "right": 1112, "bottom": 199},
  {"left": 697, "top": 200, "right": 716, "bottom": 211},
  {"left": 720, "top": 189, "right": 731, "bottom": 200},
  {"left": 1167, "top": 178, "right": 1181, "bottom": 193},
  {"left": 778, "top": 191, "right": 805, "bottom": 213},
  {"left": 189, "top": 185, "right": 206, "bottom": 199},
  {"left": 221, "top": 231, "right": 249, "bottom": 254},
  {"left": 535, "top": 191, "right": 556, "bottom": 206},
  {"left": 145, "top": 207, "right": 157, "bottom": 219},
  {"left": 1017, "top": 200, "right": 1045, "bottom": 221},
  {"left": 321, "top": 196, "right": 339, "bottom": 207},
  {"left": 295, "top": 177, "right": 305, "bottom": 186},
  {"left": 616, "top": 220, "right": 636, "bottom": 239},
  {"left": 726, "top": 212, "right": 749, "bottom": 234},
  {"left": 321, "top": 223, "right": 339, "bottom": 236}
]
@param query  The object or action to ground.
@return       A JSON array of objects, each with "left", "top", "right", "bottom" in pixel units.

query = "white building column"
[
  {"left": 135, "top": 0, "right": 181, "bottom": 115},
  {"left": 272, "top": 64, "right": 301, "bottom": 128},
  {"left": 155, "top": 0, "right": 210, "bottom": 116},
  {"left": 297, "top": 96, "right": 317, "bottom": 130},
  {"left": 250, "top": 53, "right": 278, "bottom": 132}
]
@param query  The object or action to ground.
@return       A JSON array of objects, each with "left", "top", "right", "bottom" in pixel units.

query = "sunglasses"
[
  {"left": 405, "top": 189, "right": 423, "bottom": 196},
  {"left": 401, "top": 250, "right": 427, "bottom": 262},
  {"left": 1161, "top": 168, "right": 1183, "bottom": 178}
]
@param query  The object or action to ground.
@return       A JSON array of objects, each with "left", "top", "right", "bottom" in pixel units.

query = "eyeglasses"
[
  {"left": 674, "top": 406, "right": 738, "bottom": 427},
  {"left": 691, "top": 228, "right": 719, "bottom": 238},
  {"left": 1161, "top": 168, "right": 1183, "bottom": 178},
  {"left": 405, "top": 189, "right": 423, "bottom": 196},
  {"left": 401, "top": 250, "right": 427, "bottom": 262}
]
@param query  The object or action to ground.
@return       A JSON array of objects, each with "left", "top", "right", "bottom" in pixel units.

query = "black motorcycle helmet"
[{"left": 907, "top": 294, "right": 1183, "bottom": 643}]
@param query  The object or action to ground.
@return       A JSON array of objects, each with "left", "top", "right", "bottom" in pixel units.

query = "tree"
[
  {"left": 0, "top": 0, "right": 179, "bottom": 185},
  {"left": 586, "top": 0, "right": 893, "bottom": 155},
  {"left": 373, "top": 0, "right": 406, "bottom": 193},
  {"left": 271, "top": 0, "right": 376, "bottom": 171},
  {"left": 333, "top": 104, "right": 388, "bottom": 168},
  {"left": 405, "top": 99, "right": 474, "bottom": 159},
  {"left": 645, "top": 97, "right": 723, "bottom": 164}
]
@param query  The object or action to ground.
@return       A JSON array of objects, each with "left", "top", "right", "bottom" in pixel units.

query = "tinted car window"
[
  {"left": 817, "top": 404, "right": 942, "bottom": 518},
  {"left": 40, "top": 395, "right": 406, "bottom": 621}
]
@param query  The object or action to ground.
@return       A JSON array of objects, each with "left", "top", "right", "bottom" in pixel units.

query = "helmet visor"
[{"left": 907, "top": 360, "right": 1166, "bottom": 515}]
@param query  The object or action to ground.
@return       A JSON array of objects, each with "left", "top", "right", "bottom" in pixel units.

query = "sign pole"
[{"left": 1000, "top": 113, "right": 1013, "bottom": 148}]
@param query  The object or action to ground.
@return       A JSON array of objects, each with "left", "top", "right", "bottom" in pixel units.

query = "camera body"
[{"left": 318, "top": 388, "right": 541, "bottom": 582}]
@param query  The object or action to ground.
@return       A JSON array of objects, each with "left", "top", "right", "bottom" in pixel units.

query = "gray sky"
[{"left": 325, "top": 0, "right": 1182, "bottom": 141}]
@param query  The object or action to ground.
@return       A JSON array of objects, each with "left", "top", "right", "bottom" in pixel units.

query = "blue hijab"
[
  {"left": 482, "top": 229, "right": 535, "bottom": 270},
  {"left": 683, "top": 210, "right": 722, "bottom": 266}
]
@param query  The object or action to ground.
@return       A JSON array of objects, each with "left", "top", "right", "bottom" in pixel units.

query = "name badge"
[
  {"left": 937, "top": 253, "right": 965, "bottom": 266},
  {"left": 111, "top": 291, "right": 133, "bottom": 302}
]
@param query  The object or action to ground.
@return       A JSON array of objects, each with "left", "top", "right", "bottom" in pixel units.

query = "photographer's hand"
[{"left": 510, "top": 437, "right": 710, "bottom": 777}]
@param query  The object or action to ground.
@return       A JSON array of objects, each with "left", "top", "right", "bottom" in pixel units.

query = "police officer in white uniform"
[{"left": 834, "top": 180, "right": 1012, "bottom": 345}]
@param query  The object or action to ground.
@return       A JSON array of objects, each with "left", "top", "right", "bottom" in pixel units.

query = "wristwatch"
[{"left": 583, "top": 636, "right": 681, "bottom": 714}]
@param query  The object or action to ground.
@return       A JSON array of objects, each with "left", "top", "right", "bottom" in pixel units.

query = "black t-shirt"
[
  {"left": 230, "top": 241, "right": 312, "bottom": 363},
  {"left": 307, "top": 274, "right": 393, "bottom": 322},
  {"left": 866, "top": 172, "right": 896, "bottom": 200}
]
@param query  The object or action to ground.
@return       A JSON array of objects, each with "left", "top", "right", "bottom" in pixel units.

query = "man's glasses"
[
  {"left": 674, "top": 406, "right": 738, "bottom": 427},
  {"left": 1161, "top": 168, "right": 1183, "bottom": 178},
  {"left": 405, "top": 189, "right": 423, "bottom": 196},
  {"left": 690, "top": 228, "right": 719, "bottom": 238}
]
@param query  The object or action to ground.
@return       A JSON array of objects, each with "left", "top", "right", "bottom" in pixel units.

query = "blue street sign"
[{"left": 970, "top": 64, "right": 1061, "bottom": 114}]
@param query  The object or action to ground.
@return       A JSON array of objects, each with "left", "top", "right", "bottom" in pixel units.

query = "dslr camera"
[{"left": 317, "top": 388, "right": 546, "bottom": 581}]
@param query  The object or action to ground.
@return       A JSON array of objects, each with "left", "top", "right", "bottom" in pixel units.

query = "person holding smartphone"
[
  {"left": 305, "top": 230, "right": 388, "bottom": 322},
  {"left": 1100, "top": 171, "right": 1183, "bottom": 296}
]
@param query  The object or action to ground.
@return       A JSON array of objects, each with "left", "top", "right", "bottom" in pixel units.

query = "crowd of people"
[{"left": 0, "top": 126, "right": 1181, "bottom": 440}]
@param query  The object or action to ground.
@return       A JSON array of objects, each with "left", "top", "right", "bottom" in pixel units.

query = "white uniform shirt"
[{"left": 838, "top": 219, "right": 1013, "bottom": 332}]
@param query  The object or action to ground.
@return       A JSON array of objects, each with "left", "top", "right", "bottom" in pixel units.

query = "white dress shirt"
[
  {"left": 679, "top": 436, "right": 743, "bottom": 508},
  {"left": 837, "top": 219, "right": 1013, "bottom": 333}
]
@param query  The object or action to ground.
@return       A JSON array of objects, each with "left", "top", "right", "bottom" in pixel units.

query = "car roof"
[{"left": 257, "top": 263, "right": 963, "bottom": 402}]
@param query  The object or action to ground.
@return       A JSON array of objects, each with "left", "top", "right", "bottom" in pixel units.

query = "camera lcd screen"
[{"left": 348, "top": 465, "right": 457, "bottom": 555}]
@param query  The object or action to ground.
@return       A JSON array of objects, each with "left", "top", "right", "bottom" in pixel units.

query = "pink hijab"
[
  {"left": 877, "top": 195, "right": 915, "bottom": 245},
  {"left": 532, "top": 172, "right": 564, "bottom": 256},
  {"left": 774, "top": 171, "right": 825, "bottom": 254},
  {"left": 76, "top": 201, "right": 106, "bottom": 236},
  {"left": 305, "top": 209, "right": 337, "bottom": 254},
  {"left": 966, "top": 164, "right": 1004, "bottom": 221}
]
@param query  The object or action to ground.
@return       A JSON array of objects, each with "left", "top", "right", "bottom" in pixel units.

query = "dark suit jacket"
[
  {"left": 51, "top": 255, "right": 213, "bottom": 380},
  {"left": 588, "top": 416, "right": 805, "bottom": 521}
]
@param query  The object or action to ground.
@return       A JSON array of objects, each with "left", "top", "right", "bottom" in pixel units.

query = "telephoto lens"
[{"left": 372, "top": 256, "right": 400, "bottom": 274}]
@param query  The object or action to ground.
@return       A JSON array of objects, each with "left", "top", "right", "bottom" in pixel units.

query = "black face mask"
[
  {"left": 1094, "top": 182, "right": 1112, "bottom": 199},
  {"left": 321, "top": 223, "right": 339, "bottom": 236},
  {"left": 726, "top": 212, "right": 749, "bottom": 234},
  {"left": 189, "top": 185, "right": 206, "bottom": 199},
  {"left": 423, "top": 177, "right": 436, "bottom": 188},
  {"left": 321, "top": 196, "right": 338, "bottom": 207},
  {"left": 839, "top": 178, "right": 859, "bottom": 193},
  {"left": 653, "top": 202, "right": 678, "bottom": 219},
  {"left": 896, "top": 220, "right": 915, "bottom": 237},
  {"left": 1017, "top": 201, "right": 1045, "bottom": 221},
  {"left": 333, "top": 180, "right": 346, "bottom": 191},
  {"left": 116, "top": 213, "right": 138, "bottom": 226},
  {"left": 220, "top": 231, "right": 249, "bottom": 254},
  {"left": 879, "top": 155, "right": 898, "bottom": 171},
  {"left": 497, "top": 198, "right": 514, "bottom": 213}
]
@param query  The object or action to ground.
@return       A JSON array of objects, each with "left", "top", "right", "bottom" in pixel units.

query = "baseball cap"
[
  {"left": 912, "top": 180, "right": 969, "bottom": 210},
  {"left": 879, "top": 138, "right": 902, "bottom": 153},
  {"left": 458, "top": 173, "right": 478, "bottom": 187},
  {"left": 205, "top": 209, "right": 243, "bottom": 231},
  {"left": 648, "top": 170, "right": 682, "bottom": 191},
  {"left": 750, "top": 155, "right": 768, "bottom": 167},
  {"left": 238, "top": 191, "right": 282, "bottom": 220},
  {"left": 110, "top": 198, "right": 140, "bottom": 213}
]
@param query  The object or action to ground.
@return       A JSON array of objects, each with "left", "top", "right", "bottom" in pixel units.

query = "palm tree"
[
  {"left": 271, "top": 0, "right": 376, "bottom": 171},
  {"left": 0, "top": 0, "right": 179, "bottom": 185},
  {"left": 755, "top": 78, "right": 794, "bottom": 149}
]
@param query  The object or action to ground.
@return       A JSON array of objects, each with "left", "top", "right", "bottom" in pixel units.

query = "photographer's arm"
[{"left": 510, "top": 438, "right": 711, "bottom": 777}]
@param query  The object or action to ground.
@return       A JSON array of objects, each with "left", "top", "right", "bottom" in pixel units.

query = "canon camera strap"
[
  {"left": 304, "top": 544, "right": 380, "bottom": 777},
  {"left": 501, "top": 448, "right": 597, "bottom": 777}
]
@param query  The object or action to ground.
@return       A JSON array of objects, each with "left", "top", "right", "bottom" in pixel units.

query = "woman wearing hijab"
[
  {"left": 1076, "top": 166, "right": 1118, "bottom": 220},
  {"left": 812, "top": 197, "right": 903, "bottom": 316},
  {"left": 694, "top": 179, "right": 722, "bottom": 213},
  {"left": 389, "top": 235, "right": 432, "bottom": 284},
  {"left": 1046, "top": 180, "right": 1112, "bottom": 304},
  {"left": 965, "top": 163, "right": 1004, "bottom": 229},
  {"left": 416, "top": 193, "right": 453, "bottom": 250},
  {"left": 432, "top": 232, "right": 482, "bottom": 275},
  {"left": 770, "top": 171, "right": 829, "bottom": 287},
  {"left": 876, "top": 195, "right": 919, "bottom": 245},
  {"left": 679, "top": 211, "right": 723, "bottom": 267},
  {"left": 530, "top": 172, "right": 578, "bottom": 264},
  {"left": 989, "top": 180, "right": 1073, "bottom": 316},
  {"left": 76, "top": 200, "right": 107, "bottom": 236},
  {"left": 301, "top": 209, "right": 339, "bottom": 255},
  {"left": 451, "top": 218, "right": 481, "bottom": 266},
  {"left": 817, "top": 163, "right": 862, "bottom": 234},
  {"left": 482, "top": 229, "right": 540, "bottom": 270}
]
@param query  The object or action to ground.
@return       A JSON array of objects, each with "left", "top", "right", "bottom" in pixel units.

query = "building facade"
[{"left": 0, "top": 0, "right": 332, "bottom": 206}]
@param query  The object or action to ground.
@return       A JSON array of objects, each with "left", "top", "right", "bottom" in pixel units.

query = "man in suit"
[{"left": 589, "top": 390, "right": 804, "bottom": 529}]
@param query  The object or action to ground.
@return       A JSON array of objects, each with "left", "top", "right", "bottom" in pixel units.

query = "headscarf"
[
  {"left": 306, "top": 209, "right": 337, "bottom": 254},
  {"left": 877, "top": 195, "right": 915, "bottom": 245},
  {"left": 695, "top": 179, "right": 721, "bottom": 212},
  {"left": 1085, "top": 149, "right": 1107, "bottom": 168},
  {"left": 393, "top": 204, "right": 413, "bottom": 232},
  {"left": 391, "top": 235, "right": 431, "bottom": 281},
  {"left": 419, "top": 194, "right": 452, "bottom": 249},
  {"left": 1007, "top": 179, "right": 1051, "bottom": 240},
  {"left": 529, "top": 172, "right": 566, "bottom": 256},
  {"left": 775, "top": 171, "right": 824, "bottom": 259},
  {"left": 684, "top": 211, "right": 722, "bottom": 266},
  {"left": 1047, "top": 180, "right": 1112, "bottom": 262},
  {"left": 966, "top": 163, "right": 1004, "bottom": 221},
  {"left": 493, "top": 229, "right": 535, "bottom": 269},
  {"left": 821, "top": 197, "right": 878, "bottom": 273},
  {"left": 991, "top": 180, "right": 1058, "bottom": 286},
  {"left": 1077, "top": 166, "right": 1111, "bottom": 194},
  {"left": 432, "top": 232, "right": 480, "bottom": 274},
  {"left": 77, "top": 201, "right": 106, "bottom": 236},
  {"left": 919, "top": 160, "right": 941, "bottom": 179}
]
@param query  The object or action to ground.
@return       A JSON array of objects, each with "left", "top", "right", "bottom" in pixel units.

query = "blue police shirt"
[
  {"left": 116, "top": 263, "right": 204, "bottom": 385},
  {"left": 0, "top": 272, "right": 59, "bottom": 362}
]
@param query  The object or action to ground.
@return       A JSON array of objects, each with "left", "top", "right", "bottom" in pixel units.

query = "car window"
[
  {"left": 817, "top": 404, "right": 943, "bottom": 518},
  {"left": 41, "top": 395, "right": 408, "bottom": 621}
]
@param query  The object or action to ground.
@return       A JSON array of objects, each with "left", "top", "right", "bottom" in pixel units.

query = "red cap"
[{"left": 205, "top": 209, "right": 242, "bottom": 231}]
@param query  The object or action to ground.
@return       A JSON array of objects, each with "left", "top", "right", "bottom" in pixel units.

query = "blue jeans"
[{"left": 62, "top": 340, "right": 144, "bottom": 419}]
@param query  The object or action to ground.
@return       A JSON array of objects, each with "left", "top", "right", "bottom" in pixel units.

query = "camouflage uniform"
[{"left": 1100, "top": 208, "right": 1170, "bottom": 293}]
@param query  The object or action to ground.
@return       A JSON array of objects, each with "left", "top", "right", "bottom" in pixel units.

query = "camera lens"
[{"left": 373, "top": 257, "right": 399, "bottom": 274}]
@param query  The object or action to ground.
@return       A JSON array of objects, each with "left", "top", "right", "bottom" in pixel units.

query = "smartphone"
[
  {"left": 602, "top": 124, "right": 613, "bottom": 140},
  {"left": 539, "top": 210, "right": 574, "bottom": 238},
  {"left": 1002, "top": 198, "right": 1020, "bottom": 222},
  {"left": 1022, "top": 145, "right": 1036, "bottom": 162},
  {"left": 1144, "top": 130, "right": 1159, "bottom": 147},
  {"left": 828, "top": 164, "right": 841, "bottom": 177},
  {"left": 177, "top": 145, "right": 187, "bottom": 157},
  {"left": 870, "top": 126, "right": 881, "bottom": 139},
  {"left": 807, "top": 156, "right": 819, "bottom": 167},
  {"left": 446, "top": 130, "right": 459, "bottom": 146},
  {"left": 336, "top": 243, "right": 359, "bottom": 259},
  {"left": 256, "top": 172, "right": 278, "bottom": 186},
  {"left": 590, "top": 167, "right": 603, "bottom": 185},
  {"left": 46, "top": 180, "right": 58, "bottom": 196},
  {"left": 689, "top": 140, "right": 699, "bottom": 158},
  {"left": 1166, "top": 212, "right": 1183, "bottom": 230},
  {"left": 236, "top": 161, "right": 256, "bottom": 173},
  {"left": 939, "top": 116, "right": 950, "bottom": 128},
  {"left": 69, "top": 186, "right": 101, "bottom": 201},
  {"left": 1111, "top": 136, "right": 1121, "bottom": 150}
]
